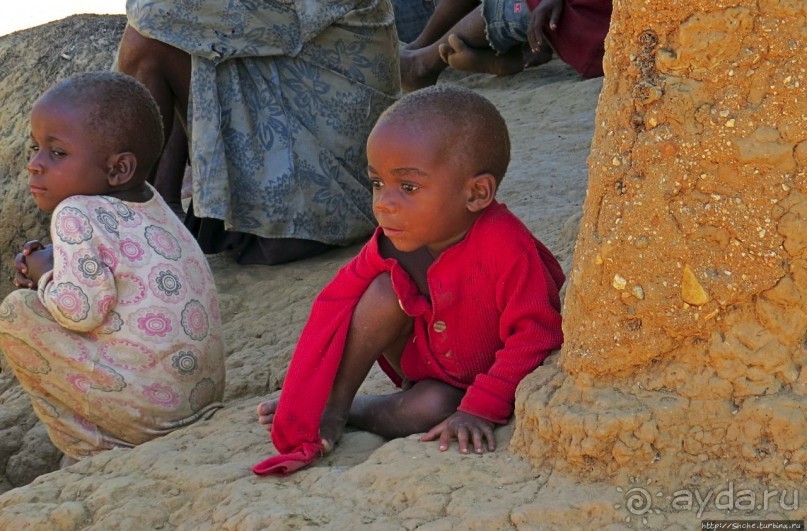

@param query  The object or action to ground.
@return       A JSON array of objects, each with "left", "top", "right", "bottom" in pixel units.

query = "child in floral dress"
[{"left": 0, "top": 72, "right": 225, "bottom": 461}]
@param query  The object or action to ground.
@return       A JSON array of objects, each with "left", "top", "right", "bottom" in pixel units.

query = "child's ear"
[
  {"left": 466, "top": 173, "right": 497, "bottom": 212},
  {"left": 107, "top": 152, "right": 138, "bottom": 187}
]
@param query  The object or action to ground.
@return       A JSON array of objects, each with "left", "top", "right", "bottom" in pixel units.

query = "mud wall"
[{"left": 512, "top": 0, "right": 806, "bottom": 485}]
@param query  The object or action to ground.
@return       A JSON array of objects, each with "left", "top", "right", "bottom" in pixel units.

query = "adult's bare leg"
[
  {"left": 116, "top": 25, "right": 191, "bottom": 214},
  {"left": 400, "top": 6, "right": 489, "bottom": 91},
  {"left": 116, "top": 25, "right": 190, "bottom": 139},
  {"left": 441, "top": 34, "right": 553, "bottom": 76},
  {"left": 152, "top": 117, "right": 188, "bottom": 216},
  {"left": 407, "top": 0, "right": 480, "bottom": 49}
]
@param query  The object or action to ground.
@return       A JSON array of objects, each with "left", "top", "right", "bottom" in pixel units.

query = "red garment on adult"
[
  {"left": 253, "top": 202, "right": 565, "bottom": 475},
  {"left": 526, "top": 0, "right": 613, "bottom": 78}
]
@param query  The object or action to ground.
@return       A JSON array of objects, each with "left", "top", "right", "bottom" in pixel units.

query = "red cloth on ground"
[
  {"left": 526, "top": 0, "right": 613, "bottom": 78},
  {"left": 253, "top": 202, "right": 564, "bottom": 475}
]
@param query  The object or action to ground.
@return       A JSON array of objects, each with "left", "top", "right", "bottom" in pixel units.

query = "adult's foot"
[
  {"left": 236, "top": 237, "right": 337, "bottom": 266},
  {"left": 440, "top": 34, "right": 524, "bottom": 76},
  {"left": 522, "top": 41, "right": 554, "bottom": 69},
  {"left": 400, "top": 47, "right": 444, "bottom": 92},
  {"left": 441, "top": 34, "right": 524, "bottom": 77}
]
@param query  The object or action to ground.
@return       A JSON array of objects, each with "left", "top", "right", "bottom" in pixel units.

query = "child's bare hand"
[
  {"left": 527, "top": 0, "right": 564, "bottom": 52},
  {"left": 421, "top": 411, "right": 496, "bottom": 454},
  {"left": 13, "top": 240, "right": 47, "bottom": 289},
  {"left": 15, "top": 243, "right": 53, "bottom": 290},
  {"left": 14, "top": 257, "right": 34, "bottom": 289}
]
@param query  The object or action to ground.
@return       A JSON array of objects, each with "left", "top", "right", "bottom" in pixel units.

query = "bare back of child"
[{"left": 255, "top": 85, "right": 564, "bottom": 475}]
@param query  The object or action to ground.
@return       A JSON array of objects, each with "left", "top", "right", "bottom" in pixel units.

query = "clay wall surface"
[{"left": 512, "top": 0, "right": 806, "bottom": 486}]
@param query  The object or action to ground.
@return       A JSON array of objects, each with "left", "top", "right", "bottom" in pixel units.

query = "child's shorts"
[{"left": 482, "top": 0, "right": 532, "bottom": 55}]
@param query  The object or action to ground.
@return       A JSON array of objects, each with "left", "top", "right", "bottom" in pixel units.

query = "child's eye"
[
  {"left": 369, "top": 178, "right": 383, "bottom": 190},
  {"left": 401, "top": 182, "right": 419, "bottom": 193},
  {"left": 51, "top": 149, "right": 66, "bottom": 159},
  {"left": 28, "top": 144, "right": 39, "bottom": 155}
]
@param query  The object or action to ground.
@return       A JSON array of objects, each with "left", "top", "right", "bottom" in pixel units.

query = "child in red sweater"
[{"left": 254, "top": 85, "right": 564, "bottom": 475}]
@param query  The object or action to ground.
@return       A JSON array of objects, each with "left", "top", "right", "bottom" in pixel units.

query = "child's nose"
[
  {"left": 373, "top": 190, "right": 396, "bottom": 213},
  {"left": 27, "top": 152, "right": 44, "bottom": 174}
]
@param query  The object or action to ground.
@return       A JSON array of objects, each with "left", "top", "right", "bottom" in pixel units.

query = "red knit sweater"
[{"left": 254, "top": 202, "right": 564, "bottom": 475}]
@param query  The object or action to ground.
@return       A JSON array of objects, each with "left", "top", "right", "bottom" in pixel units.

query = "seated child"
[
  {"left": 253, "top": 84, "right": 565, "bottom": 476},
  {"left": 400, "top": 0, "right": 612, "bottom": 91},
  {"left": 0, "top": 72, "right": 225, "bottom": 462}
]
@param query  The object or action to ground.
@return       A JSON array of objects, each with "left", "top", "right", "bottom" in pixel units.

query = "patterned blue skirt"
[{"left": 127, "top": 0, "right": 400, "bottom": 247}]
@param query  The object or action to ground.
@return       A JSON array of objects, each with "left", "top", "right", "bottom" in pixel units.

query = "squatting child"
[
  {"left": 0, "top": 72, "right": 225, "bottom": 463},
  {"left": 254, "top": 84, "right": 564, "bottom": 475}
]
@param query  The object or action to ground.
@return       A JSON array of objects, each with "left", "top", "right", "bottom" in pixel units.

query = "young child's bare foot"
[
  {"left": 318, "top": 405, "right": 348, "bottom": 451},
  {"left": 442, "top": 34, "right": 525, "bottom": 77},
  {"left": 258, "top": 399, "right": 340, "bottom": 454},
  {"left": 256, "top": 399, "right": 279, "bottom": 432},
  {"left": 400, "top": 47, "right": 444, "bottom": 92},
  {"left": 60, "top": 454, "right": 78, "bottom": 469},
  {"left": 319, "top": 437, "right": 334, "bottom": 455}
]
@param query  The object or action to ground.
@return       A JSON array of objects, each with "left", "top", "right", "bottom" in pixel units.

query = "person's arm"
[
  {"left": 21, "top": 245, "right": 53, "bottom": 289},
  {"left": 527, "top": 0, "right": 565, "bottom": 52},
  {"left": 38, "top": 204, "right": 117, "bottom": 332},
  {"left": 458, "top": 246, "right": 563, "bottom": 424},
  {"left": 421, "top": 238, "right": 564, "bottom": 455},
  {"left": 13, "top": 240, "right": 50, "bottom": 289}
]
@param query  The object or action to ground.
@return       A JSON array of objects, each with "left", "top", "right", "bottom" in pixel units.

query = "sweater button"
[{"left": 433, "top": 321, "right": 446, "bottom": 332}]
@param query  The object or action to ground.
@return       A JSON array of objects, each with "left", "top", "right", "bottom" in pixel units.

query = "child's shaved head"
[
  {"left": 377, "top": 85, "right": 510, "bottom": 183},
  {"left": 40, "top": 71, "right": 164, "bottom": 176}
]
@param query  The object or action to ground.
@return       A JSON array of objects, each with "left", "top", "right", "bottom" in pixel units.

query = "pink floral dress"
[{"left": 0, "top": 187, "right": 225, "bottom": 459}]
